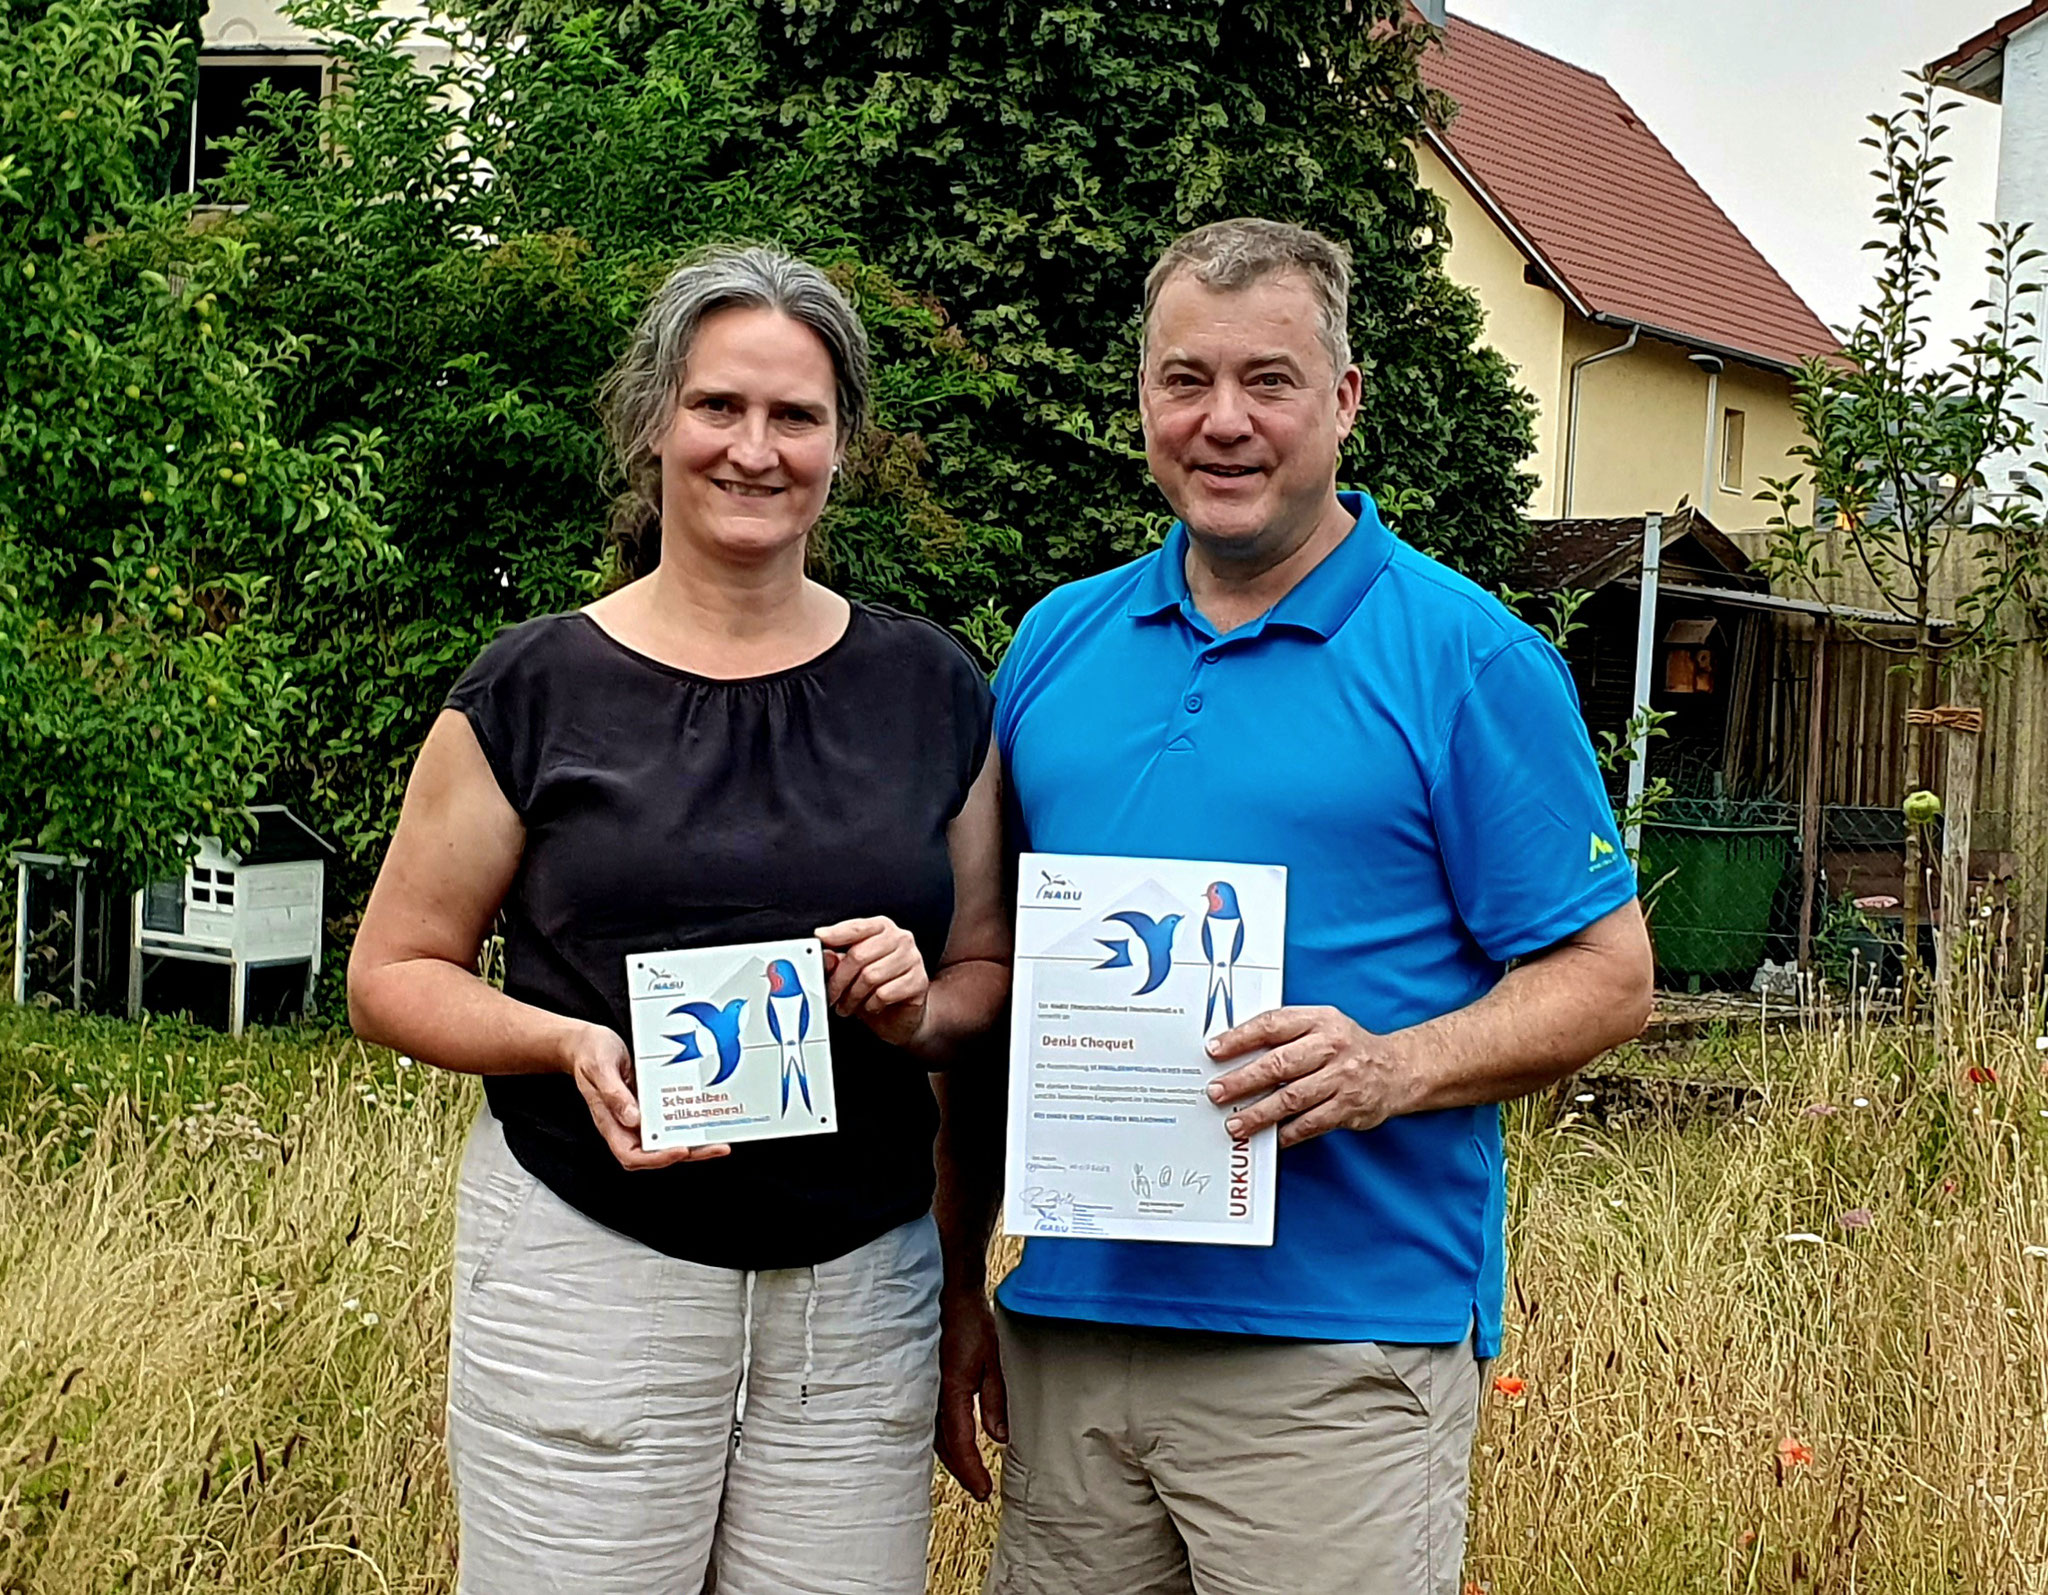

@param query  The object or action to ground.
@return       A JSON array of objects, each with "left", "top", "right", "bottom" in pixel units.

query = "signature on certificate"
[
  {"left": 1132, "top": 1164, "right": 1212, "bottom": 1200},
  {"left": 1129, "top": 1164, "right": 1215, "bottom": 1199}
]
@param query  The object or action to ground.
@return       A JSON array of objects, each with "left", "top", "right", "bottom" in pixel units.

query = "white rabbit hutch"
[{"left": 131, "top": 805, "right": 333, "bottom": 1034}]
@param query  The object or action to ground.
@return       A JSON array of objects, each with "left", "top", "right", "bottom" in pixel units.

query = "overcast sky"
[{"left": 1447, "top": 0, "right": 2008, "bottom": 358}]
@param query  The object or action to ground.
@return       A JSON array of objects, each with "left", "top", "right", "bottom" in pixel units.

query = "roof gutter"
[
  {"left": 1591, "top": 312, "right": 1804, "bottom": 378},
  {"left": 1560, "top": 322, "right": 1639, "bottom": 517}
]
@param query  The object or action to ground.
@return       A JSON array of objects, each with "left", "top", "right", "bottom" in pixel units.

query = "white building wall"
[
  {"left": 1986, "top": 13, "right": 2048, "bottom": 507},
  {"left": 202, "top": 0, "right": 435, "bottom": 47},
  {"left": 203, "top": 0, "right": 314, "bottom": 48}
]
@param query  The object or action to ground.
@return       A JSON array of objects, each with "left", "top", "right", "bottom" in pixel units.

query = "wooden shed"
[{"left": 1508, "top": 511, "right": 2037, "bottom": 979}]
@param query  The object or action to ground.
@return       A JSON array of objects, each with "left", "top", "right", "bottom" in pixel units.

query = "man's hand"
[
  {"left": 934, "top": 1287, "right": 1009, "bottom": 1501},
  {"left": 565, "top": 1021, "right": 731, "bottom": 1171},
  {"left": 1204, "top": 1006, "right": 1424, "bottom": 1147}
]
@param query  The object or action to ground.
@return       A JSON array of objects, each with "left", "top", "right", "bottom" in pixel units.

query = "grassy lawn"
[{"left": 2, "top": 1002, "right": 2046, "bottom": 1592}]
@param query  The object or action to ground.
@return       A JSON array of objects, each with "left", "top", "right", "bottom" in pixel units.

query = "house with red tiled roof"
[
  {"left": 1409, "top": 17, "right": 2048, "bottom": 979},
  {"left": 1415, "top": 16, "right": 1839, "bottom": 526}
]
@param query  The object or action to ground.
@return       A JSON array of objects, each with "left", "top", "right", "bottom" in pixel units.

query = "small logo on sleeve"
[{"left": 1589, "top": 832, "right": 1619, "bottom": 871}]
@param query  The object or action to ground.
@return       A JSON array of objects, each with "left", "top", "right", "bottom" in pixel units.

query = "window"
[
  {"left": 188, "top": 865, "right": 235, "bottom": 908},
  {"left": 175, "top": 55, "right": 329, "bottom": 196},
  {"left": 142, "top": 876, "right": 185, "bottom": 936},
  {"left": 1719, "top": 408, "right": 1746, "bottom": 491}
]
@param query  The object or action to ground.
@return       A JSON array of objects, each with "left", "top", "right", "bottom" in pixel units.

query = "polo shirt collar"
[{"left": 1124, "top": 491, "right": 1396, "bottom": 641}]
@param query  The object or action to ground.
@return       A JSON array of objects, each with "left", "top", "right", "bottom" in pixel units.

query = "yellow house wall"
[
  {"left": 1559, "top": 320, "right": 1810, "bottom": 529},
  {"left": 1416, "top": 144, "right": 1567, "bottom": 515}
]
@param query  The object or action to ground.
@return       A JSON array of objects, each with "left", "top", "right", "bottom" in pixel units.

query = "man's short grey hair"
[
  {"left": 597, "top": 245, "right": 871, "bottom": 577},
  {"left": 1141, "top": 219, "right": 1355, "bottom": 380}
]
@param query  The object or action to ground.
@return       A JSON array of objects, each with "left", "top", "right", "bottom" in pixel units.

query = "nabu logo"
[
  {"left": 1589, "top": 832, "right": 1618, "bottom": 871},
  {"left": 1035, "top": 869, "right": 1083, "bottom": 904}
]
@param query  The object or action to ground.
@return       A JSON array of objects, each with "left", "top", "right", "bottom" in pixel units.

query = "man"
[{"left": 934, "top": 218, "right": 1654, "bottom": 1595}]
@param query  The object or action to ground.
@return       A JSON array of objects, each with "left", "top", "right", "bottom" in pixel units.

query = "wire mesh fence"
[{"left": 1638, "top": 798, "right": 2048, "bottom": 998}]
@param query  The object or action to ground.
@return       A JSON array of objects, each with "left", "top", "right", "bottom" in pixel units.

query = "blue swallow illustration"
[
  {"left": 764, "top": 958, "right": 814, "bottom": 1115},
  {"left": 665, "top": 998, "right": 747, "bottom": 1087},
  {"left": 1200, "top": 881, "right": 1244, "bottom": 1036},
  {"left": 1094, "top": 910, "right": 1183, "bottom": 997}
]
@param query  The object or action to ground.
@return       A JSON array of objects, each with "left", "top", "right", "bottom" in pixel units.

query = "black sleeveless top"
[{"left": 444, "top": 602, "right": 994, "bottom": 1270}]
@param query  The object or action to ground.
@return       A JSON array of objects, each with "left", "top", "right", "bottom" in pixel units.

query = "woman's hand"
[
  {"left": 816, "top": 916, "right": 930, "bottom": 1050},
  {"left": 564, "top": 1020, "right": 731, "bottom": 1171}
]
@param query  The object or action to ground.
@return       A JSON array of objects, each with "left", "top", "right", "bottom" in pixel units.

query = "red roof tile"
[
  {"left": 1419, "top": 16, "right": 1839, "bottom": 371},
  {"left": 1927, "top": 2, "right": 2048, "bottom": 100}
]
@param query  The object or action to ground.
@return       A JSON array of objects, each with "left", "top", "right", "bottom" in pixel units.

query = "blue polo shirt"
[{"left": 993, "top": 492, "right": 1634, "bottom": 1356}]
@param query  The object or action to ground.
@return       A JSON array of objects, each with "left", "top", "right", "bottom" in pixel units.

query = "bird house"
[
  {"left": 132, "top": 805, "right": 334, "bottom": 1034},
  {"left": 1662, "top": 616, "right": 1721, "bottom": 695}
]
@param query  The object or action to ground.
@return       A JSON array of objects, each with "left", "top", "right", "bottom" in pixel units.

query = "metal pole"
[
  {"left": 1623, "top": 510, "right": 1665, "bottom": 856},
  {"left": 1689, "top": 351, "right": 1725, "bottom": 525},
  {"left": 1700, "top": 369, "right": 1721, "bottom": 515}
]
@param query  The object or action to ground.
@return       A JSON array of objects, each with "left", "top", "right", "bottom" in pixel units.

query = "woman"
[{"left": 348, "top": 246, "right": 1008, "bottom": 1594}]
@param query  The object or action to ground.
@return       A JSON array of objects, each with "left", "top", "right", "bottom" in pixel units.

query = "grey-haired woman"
[{"left": 349, "top": 246, "right": 1008, "bottom": 1593}]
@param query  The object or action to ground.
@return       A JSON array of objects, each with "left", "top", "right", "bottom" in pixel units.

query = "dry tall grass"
[
  {"left": 0, "top": 1019, "right": 465, "bottom": 1592},
  {"left": 3, "top": 1003, "right": 2046, "bottom": 1592}
]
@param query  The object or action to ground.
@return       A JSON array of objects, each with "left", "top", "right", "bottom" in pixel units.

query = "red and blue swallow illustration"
[
  {"left": 1200, "top": 880, "right": 1244, "bottom": 1035},
  {"left": 764, "top": 957, "right": 815, "bottom": 1115}
]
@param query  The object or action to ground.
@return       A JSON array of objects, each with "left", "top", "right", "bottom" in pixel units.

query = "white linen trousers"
[{"left": 445, "top": 1112, "right": 944, "bottom": 1594}]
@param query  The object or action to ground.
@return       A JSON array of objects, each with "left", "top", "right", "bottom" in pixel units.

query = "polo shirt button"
[
  {"left": 1185, "top": 693, "right": 1204, "bottom": 712},
  {"left": 1202, "top": 651, "right": 1219, "bottom": 664}
]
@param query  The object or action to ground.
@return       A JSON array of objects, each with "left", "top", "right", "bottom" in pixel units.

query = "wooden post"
[
  {"left": 1940, "top": 717, "right": 1981, "bottom": 973},
  {"left": 1798, "top": 622, "right": 1829, "bottom": 972},
  {"left": 126, "top": 889, "right": 143, "bottom": 1020},
  {"left": 70, "top": 864, "right": 86, "bottom": 1011},
  {"left": 1913, "top": 704, "right": 1984, "bottom": 1039}
]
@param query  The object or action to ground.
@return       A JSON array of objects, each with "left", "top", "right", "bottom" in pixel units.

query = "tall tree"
[
  {"left": 752, "top": 0, "right": 1539, "bottom": 601},
  {"left": 1759, "top": 79, "right": 2048, "bottom": 980},
  {"left": 0, "top": 0, "right": 389, "bottom": 890},
  {"left": 2, "top": 0, "right": 1005, "bottom": 916}
]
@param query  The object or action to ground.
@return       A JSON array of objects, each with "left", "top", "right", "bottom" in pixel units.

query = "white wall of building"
[{"left": 1985, "top": 13, "right": 2048, "bottom": 507}]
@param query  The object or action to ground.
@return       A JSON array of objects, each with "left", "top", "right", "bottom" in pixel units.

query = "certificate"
[
  {"left": 1003, "top": 853, "right": 1286, "bottom": 1246},
  {"left": 625, "top": 938, "right": 837, "bottom": 1150}
]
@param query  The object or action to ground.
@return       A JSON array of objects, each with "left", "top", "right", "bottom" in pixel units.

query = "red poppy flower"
[
  {"left": 1492, "top": 1375, "right": 1526, "bottom": 1399},
  {"left": 1777, "top": 1436, "right": 1813, "bottom": 1467}
]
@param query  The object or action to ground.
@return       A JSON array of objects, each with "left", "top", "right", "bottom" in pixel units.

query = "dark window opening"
[
  {"left": 143, "top": 876, "right": 185, "bottom": 936},
  {"left": 178, "top": 60, "right": 326, "bottom": 195}
]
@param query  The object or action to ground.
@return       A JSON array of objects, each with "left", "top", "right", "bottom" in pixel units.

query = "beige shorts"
[
  {"left": 986, "top": 1303, "right": 1484, "bottom": 1595},
  {"left": 444, "top": 1112, "right": 942, "bottom": 1595}
]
